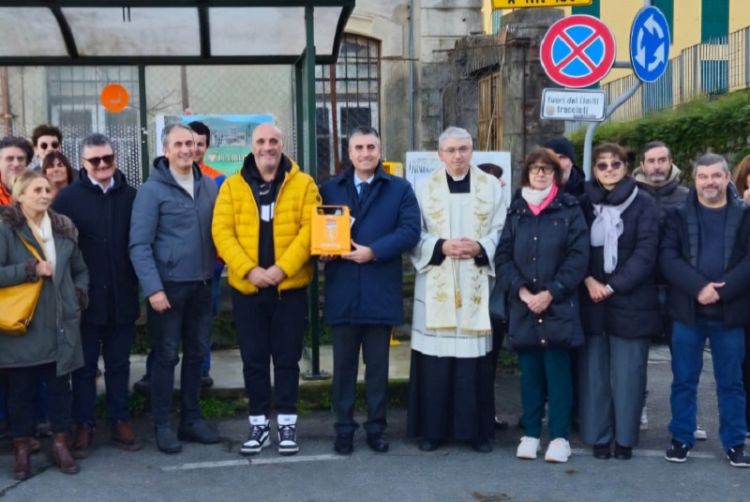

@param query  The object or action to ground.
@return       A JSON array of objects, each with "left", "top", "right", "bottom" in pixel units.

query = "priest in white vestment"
[{"left": 407, "top": 127, "right": 506, "bottom": 452}]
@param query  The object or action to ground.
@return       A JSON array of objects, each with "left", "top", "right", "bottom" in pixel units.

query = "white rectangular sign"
[
  {"left": 541, "top": 88, "right": 606, "bottom": 122},
  {"left": 405, "top": 151, "right": 512, "bottom": 201}
]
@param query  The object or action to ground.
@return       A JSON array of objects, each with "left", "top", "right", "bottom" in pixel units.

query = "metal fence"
[
  {"left": 0, "top": 64, "right": 299, "bottom": 188},
  {"left": 566, "top": 25, "right": 750, "bottom": 134}
]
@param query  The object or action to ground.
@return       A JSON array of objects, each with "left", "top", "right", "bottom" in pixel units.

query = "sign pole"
[{"left": 581, "top": 0, "right": 653, "bottom": 179}]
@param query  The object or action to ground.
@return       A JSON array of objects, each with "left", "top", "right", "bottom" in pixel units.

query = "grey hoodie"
[
  {"left": 633, "top": 163, "right": 689, "bottom": 223},
  {"left": 129, "top": 156, "right": 217, "bottom": 297}
]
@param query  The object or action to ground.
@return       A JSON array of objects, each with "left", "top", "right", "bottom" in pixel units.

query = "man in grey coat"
[{"left": 129, "top": 123, "right": 218, "bottom": 454}]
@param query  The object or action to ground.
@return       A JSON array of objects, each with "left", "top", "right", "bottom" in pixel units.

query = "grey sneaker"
[
  {"left": 240, "top": 420, "right": 270, "bottom": 455},
  {"left": 278, "top": 424, "right": 299, "bottom": 456}
]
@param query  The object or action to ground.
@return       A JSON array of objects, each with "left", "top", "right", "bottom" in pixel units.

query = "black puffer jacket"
[
  {"left": 580, "top": 177, "right": 661, "bottom": 339},
  {"left": 495, "top": 188, "right": 589, "bottom": 350}
]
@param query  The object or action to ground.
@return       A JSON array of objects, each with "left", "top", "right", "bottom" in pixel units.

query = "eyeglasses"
[
  {"left": 83, "top": 154, "right": 115, "bottom": 167},
  {"left": 530, "top": 164, "right": 555, "bottom": 175},
  {"left": 595, "top": 160, "right": 624, "bottom": 171},
  {"left": 440, "top": 146, "right": 471, "bottom": 155},
  {"left": 39, "top": 141, "right": 60, "bottom": 150}
]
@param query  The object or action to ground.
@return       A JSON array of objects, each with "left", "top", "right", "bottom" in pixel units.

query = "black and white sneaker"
[
  {"left": 240, "top": 419, "right": 270, "bottom": 455},
  {"left": 665, "top": 439, "right": 690, "bottom": 463},
  {"left": 278, "top": 424, "right": 299, "bottom": 456},
  {"left": 726, "top": 445, "right": 750, "bottom": 468}
]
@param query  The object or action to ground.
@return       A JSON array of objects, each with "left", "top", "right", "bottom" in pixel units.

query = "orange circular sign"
[{"left": 100, "top": 83, "right": 130, "bottom": 113}]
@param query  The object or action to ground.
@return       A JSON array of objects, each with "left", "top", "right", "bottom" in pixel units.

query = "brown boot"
[
  {"left": 13, "top": 437, "right": 31, "bottom": 480},
  {"left": 29, "top": 437, "right": 41, "bottom": 453},
  {"left": 111, "top": 421, "right": 142, "bottom": 451},
  {"left": 51, "top": 433, "right": 79, "bottom": 475},
  {"left": 72, "top": 424, "right": 94, "bottom": 459}
]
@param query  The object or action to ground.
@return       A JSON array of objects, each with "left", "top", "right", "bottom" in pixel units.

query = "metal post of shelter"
[
  {"left": 301, "top": 5, "right": 328, "bottom": 380},
  {"left": 138, "top": 64, "right": 149, "bottom": 184}
]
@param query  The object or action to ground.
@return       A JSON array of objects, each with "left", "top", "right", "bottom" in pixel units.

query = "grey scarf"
[{"left": 590, "top": 187, "right": 639, "bottom": 273}]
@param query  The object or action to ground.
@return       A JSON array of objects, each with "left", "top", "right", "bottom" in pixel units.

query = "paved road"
[{"left": 0, "top": 347, "right": 747, "bottom": 502}]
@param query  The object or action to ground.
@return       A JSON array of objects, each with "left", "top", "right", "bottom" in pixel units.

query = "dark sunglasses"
[
  {"left": 83, "top": 154, "right": 115, "bottom": 167},
  {"left": 39, "top": 141, "right": 60, "bottom": 150},
  {"left": 595, "top": 160, "right": 624, "bottom": 171}
]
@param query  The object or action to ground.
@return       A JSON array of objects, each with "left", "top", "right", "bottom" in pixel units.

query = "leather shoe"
[
  {"left": 13, "top": 437, "right": 31, "bottom": 480},
  {"left": 72, "top": 424, "right": 95, "bottom": 459},
  {"left": 334, "top": 433, "right": 353, "bottom": 455},
  {"left": 52, "top": 433, "right": 79, "bottom": 475},
  {"left": 418, "top": 439, "right": 441, "bottom": 452},
  {"left": 366, "top": 434, "right": 389, "bottom": 453},
  {"left": 155, "top": 427, "right": 182, "bottom": 454},
  {"left": 614, "top": 443, "right": 632, "bottom": 460},
  {"left": 593, "top": 443, "right": 611, "bottom": 459},
  {"left": 111, "top": 421, "right": 143, "bottom": 451},
  {"left": 177, "top": 420, "right": 220, "bottom": 444}
]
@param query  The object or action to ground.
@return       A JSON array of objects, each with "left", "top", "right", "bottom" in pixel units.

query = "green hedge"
[{"left": 569, "top": 89, "right": 750, "bottom": 175}]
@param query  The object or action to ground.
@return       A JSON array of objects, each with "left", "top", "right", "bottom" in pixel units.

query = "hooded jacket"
[
  {"left": 212, "top": 153, "right": 320, "bottom": 295},
  {"left": 0, "top": 206, "right": 88, "bottom": 375},
  {"left": 52, "top": 168, "right": 140, "bottom": 325},
  {"left": 495, "top": 188, "right": 589, "bottom": 349},
  {"left": 129, "top": 157, "right": 217, "bottom": 297},
  {"left": 633, "top": 164, "right": 689, "bottom": 224}
]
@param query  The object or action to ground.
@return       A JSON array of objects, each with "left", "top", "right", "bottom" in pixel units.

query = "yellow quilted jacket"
[{"left": 212, "top": 158, "right": 321, "bottom": 294}]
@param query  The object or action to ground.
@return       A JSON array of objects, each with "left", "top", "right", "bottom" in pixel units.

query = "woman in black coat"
[
  {"left": 495, "top": 147, "right": 589, "bottom": 463},
  {"left": 578, "top": 143, "right": 660, "bottom": 460}
]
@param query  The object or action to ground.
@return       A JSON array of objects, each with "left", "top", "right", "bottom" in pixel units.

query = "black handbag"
[{"left": 488, "top": 283, "right": 507, "bottom": 323}]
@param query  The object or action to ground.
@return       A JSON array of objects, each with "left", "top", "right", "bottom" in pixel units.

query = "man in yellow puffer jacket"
[{"left": 212, "top": 123, "right": 320, "bottom": 457}]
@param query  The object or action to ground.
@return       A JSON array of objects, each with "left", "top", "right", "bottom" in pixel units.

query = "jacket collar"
[{"left": 0, "top": 204, "right": 78, "bottom": 243}]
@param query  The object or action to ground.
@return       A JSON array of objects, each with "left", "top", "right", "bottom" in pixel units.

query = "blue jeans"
[
  {"left": 72, "top": 322, "right": 135, "bottom": 426},
  {"left": 670, "top": 318, "right": 747, "bottom": 450},
  {"left": 149, "top": 281, "right": 212, "bottom": 427}
]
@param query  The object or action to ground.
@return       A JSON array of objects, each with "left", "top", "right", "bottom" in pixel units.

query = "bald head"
[{"left": 252, "top": 124, "right": 283, "bottom": 179}]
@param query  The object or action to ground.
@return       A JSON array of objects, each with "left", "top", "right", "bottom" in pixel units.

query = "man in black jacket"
[
  {"left": 632, "top": 141, "right": 698, "bottom": 435},
  {"left": 52, "top": 134, "right": 142, "bottom": 456},
  {"left": 660, "top": 153, "right": 750, "bottom": 467}
]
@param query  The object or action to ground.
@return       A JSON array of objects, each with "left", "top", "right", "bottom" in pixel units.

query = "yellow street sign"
[{"left": 493, "top": 0, "right": 593, "bottom": 8}]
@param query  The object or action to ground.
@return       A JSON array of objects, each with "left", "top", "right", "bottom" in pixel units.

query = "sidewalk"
[{"left": 116, "top": 341, "right": 414, "bottom": 398}]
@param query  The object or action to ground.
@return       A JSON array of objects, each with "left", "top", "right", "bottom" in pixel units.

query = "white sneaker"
[
  {"left": 694, "top": 426, "right": 707, "bottom": 441},
  {"left": 640, "top": 405, "right": 649, "bottom": 431},
  {"left": 240, "top": 416, "right": 270, "bottom": 455},
  {"left": 544, "top": 438, "right": 572, "bottom": 463},
  {"left": 516, "top": 436, "right": 540, "bottom": 460}
]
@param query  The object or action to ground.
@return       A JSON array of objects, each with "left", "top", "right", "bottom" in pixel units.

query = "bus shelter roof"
[{"left": 0, "top": 0, "right": 354, "bottom": 65}]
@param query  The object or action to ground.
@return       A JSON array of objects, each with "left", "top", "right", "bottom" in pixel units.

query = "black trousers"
[
  {"left": 331, "top": 324, "right": 391, "bottom": 436},
  {"left": 7, "top": 363, "right": 71, "bottom": 438},
  {"left": 233, "top": 288, "right": 307, "bottom": 416}
]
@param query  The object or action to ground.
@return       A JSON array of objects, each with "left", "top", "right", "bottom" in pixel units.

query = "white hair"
[{"left": 438, "top": 127, "right": 472, "bottom": 150}]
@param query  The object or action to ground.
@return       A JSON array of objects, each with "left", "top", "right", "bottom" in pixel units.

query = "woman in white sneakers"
[{"left": 495, "top": 148, "right": 589, "bottom": 463}]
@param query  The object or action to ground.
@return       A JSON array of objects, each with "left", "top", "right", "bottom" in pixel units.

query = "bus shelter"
[{"left": 0, "top": 0, "right": 355, "bottom": 376}]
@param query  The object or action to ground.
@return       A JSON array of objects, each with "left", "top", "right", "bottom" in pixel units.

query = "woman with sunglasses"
[
  {"left": 495, "top": 147, "right": 589, "bottom": 463},
  {"left": 578, "top": 143, "right": 660, "bottom": 460},
  {"left": 41, "top": 151, "right": 75, "bottom": 199}
]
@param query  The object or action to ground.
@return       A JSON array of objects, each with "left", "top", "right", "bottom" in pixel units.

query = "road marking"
[
  {"left": 162, "top": 454, "right": 344, "bottom": 472},
  {"left": 571, "top": 448, "right": 716, "bottom": 459}
]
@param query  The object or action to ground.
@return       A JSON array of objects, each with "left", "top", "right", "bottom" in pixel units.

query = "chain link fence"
[{"left": 0, "top": 64, "right": 297, "bottom": 188}]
